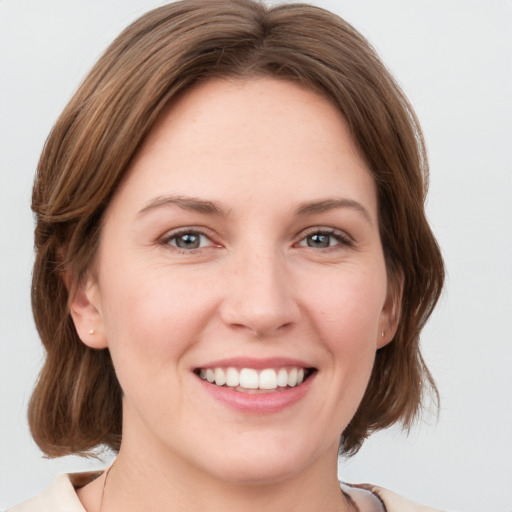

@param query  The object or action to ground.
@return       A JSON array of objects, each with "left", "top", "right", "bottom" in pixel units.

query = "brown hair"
[{"left": 29, "top": 0, "right": 444, "bottom": 457}]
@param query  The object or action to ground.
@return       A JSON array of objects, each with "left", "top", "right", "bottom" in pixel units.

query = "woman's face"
[{"left": 74, "top": 78, "right": 398, "bottom": 484}]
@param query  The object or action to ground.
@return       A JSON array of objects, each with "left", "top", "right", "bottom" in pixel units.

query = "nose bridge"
[{"left": 220, "top": 239, "right": 298, "bottom": 336}]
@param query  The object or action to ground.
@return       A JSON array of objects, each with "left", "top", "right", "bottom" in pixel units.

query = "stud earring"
[
  {"left": 381, "top": 331, "right": 385, "bottom": 338},
  {"left": 89, "top": 329, "right": 95, "bottom": 335}
]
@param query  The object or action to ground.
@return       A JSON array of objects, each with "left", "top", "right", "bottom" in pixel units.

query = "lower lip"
[{"left": 197, "top": 373, "right": 315, "bottom": 414}]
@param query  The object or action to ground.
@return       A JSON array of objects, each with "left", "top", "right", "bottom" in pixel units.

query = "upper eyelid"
[
  {"left": 159, "top": 229, "right": 221, "bottom": 252},
  {"left": 296, "top": 226, "right": 354, "bottom": 242},
  {"left": 160, "top": 226, "right": 216, "bottom": 241}
]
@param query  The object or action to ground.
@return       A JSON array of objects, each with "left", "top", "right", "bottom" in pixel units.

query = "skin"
[{"left": 72, "top": 78, "right": 400, "bottom": 512}]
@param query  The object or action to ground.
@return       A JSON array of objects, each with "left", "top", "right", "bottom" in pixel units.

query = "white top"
[{"left": 7, "top": 472, "right": 446, "bottom": 512}]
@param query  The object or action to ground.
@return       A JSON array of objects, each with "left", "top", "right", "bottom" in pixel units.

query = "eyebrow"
[
  {"left": 137, "top": 195, "right": 373, "bottom": 225},
  {"left": 137, "top": 195, "right": 226, "bottom": 217},
  {"left": 295, "top": 198, "right": 373, "bottom": 225}
]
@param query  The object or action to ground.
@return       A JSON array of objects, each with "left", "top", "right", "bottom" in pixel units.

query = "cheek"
[
  {"left": 98, "top": 269, "right": 216, "bottom": 380},
  {"left": 305, "top": 267, "right": 386, "bottom": 344},
  {"left": 303, "top": 266, "right": 386, "bottom": 392}
]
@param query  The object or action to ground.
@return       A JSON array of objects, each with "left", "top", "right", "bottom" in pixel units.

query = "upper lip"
[{"left": 194, "top": 357, "right": 316, "bottom": 370}]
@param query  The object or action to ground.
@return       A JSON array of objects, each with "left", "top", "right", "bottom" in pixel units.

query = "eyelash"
[
  {"left": 295, "top": 228, "right": 354, "bottom": 250},
  {"left": 160, "top": 228, "right": 217, "bottom": 253},
  {"left": 160, "top": 227, "right": 353, "bottom": 254}
]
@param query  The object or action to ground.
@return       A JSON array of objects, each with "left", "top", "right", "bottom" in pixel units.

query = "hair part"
[{"left": 29, "top": 0, "right": 444, "bottom": 458}]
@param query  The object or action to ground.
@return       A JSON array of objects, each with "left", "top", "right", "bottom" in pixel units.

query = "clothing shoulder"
[
  {"left": 6, "top": 473, "right": 97, "bottom": 512},
  {"left": 371, "top": 485, "right": 445, "bottom": 511},
  {"left": 341, "top": 482, "right": 454, "bottom": 512}
]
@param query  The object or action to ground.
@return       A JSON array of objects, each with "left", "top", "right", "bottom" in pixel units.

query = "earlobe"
[{"left": 67, "top": 273, "right": 108, "bottom": 349}]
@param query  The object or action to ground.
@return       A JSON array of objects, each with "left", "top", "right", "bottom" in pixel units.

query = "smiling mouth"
[{"left": 195, "top": 366, "right": 316, "bottom": 393}]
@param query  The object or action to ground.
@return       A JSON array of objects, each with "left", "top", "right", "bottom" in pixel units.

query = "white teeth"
[
  {"left": 214, "top": 368, "right": 226, "bottom": 386},
  {"left": 198, "top": 366, "right": 309, "bottom": 390},
  {"left": 239, "top": 368, "right": 259, "bottom": 389},
  {"left": 288, "top": 368, "right": 298, "bottom": 387},
  {"left": 276, "top": 368, "right": 288, "bottom": 387},
  {"left": 225, "top": 367, "right": 240, "bottom": 387},
  {"left": 259, "top": 369, "right": 277, "bottom": 389}
]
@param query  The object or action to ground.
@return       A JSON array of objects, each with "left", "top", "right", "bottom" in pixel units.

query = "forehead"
[
  {"left": 137, "top": 77, "right": 364, "bottom": 164},
  {"left": 110, "top": 77, "right": 377, "bottom": 218}
]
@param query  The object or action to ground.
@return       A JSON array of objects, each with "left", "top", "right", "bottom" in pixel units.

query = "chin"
[
  {"left": 212, "top": 458, "right": 307, "bottom": 487},
  {"left": 195, "top": 437, "right": 329, "bottom": 487}
]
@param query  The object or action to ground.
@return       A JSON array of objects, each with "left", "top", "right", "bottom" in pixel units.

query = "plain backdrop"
[{"left": 1, "top": 1, "right": 511, "bottom": 510}]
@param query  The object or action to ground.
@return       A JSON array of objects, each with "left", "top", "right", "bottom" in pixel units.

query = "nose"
[{"left": 219, "top": 246, "right": 300, "bottom": 338}]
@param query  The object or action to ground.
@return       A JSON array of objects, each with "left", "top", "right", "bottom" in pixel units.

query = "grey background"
[{"left": 1, "top": 1, "right": 511, "bottom": 510}]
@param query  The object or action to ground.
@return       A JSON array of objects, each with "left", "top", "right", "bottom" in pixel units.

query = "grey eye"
[
  {"left": 297, "top": 229, "right": 352, "bottom": 250},
  {"left": 169, "top": 232, "right": 206, "bottom": 249},
  {"left": 306, "top": 233, "right": 333, "bottom": 248},
  {"left": 176, "top": 233, "right": 200, "bottom": 248}
]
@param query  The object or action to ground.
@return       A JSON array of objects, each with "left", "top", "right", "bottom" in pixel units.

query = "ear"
[
  {"left": 377, "top": 270, "right": 404, "bottom": 349},
  {"left": 66, "top": 272, "right": 108, "bottom": 349}
]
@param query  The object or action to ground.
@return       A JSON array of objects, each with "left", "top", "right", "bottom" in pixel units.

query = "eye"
[
  {"left": 163, "top": 230, "right": 214, "bottom": 250},
  {"left": 297, "top": 229, "right": 353, "bottom": 249}
]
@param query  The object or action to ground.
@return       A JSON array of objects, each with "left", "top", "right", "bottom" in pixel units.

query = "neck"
[{"left": 93, "top": 442, "right": 350, "bottom": 512}]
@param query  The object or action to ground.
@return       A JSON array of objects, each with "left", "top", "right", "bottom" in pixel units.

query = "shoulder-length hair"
[{"left": 29, "top": 0, "right": 444, "bottom": 457}]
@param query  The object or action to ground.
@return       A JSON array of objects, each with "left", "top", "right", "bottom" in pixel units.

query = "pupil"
[
  {"left": 177, "top": 233, "right": 199, "bottom": 249},
  {"left": 308, "top": 233, "right": 329, "bottom": 248}
]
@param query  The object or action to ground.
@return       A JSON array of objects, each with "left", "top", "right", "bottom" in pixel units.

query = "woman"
[{"left": 10, "top": 0, "right": 446, "bottom": 510}]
